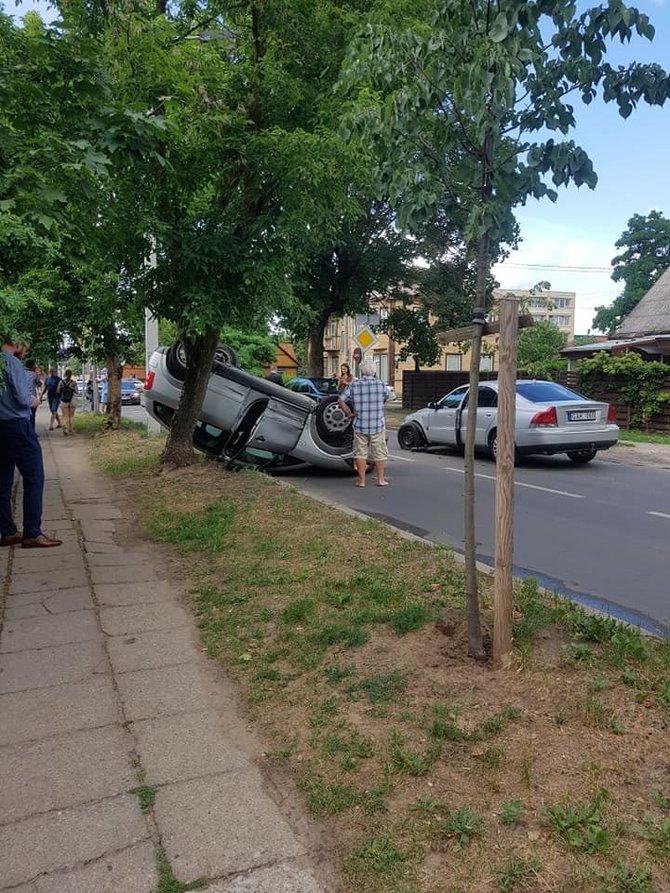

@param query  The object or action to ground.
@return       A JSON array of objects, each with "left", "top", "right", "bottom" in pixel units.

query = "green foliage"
[
  {"left": 440, "top": 806, "right": 483, "bottom": 848},
  {"left": 578, "top": 351, "right": 670, "bottom": 428},
  {"left": 595, "top": 862, "right": 654, "bottom": 893},
  {"left": 219, "top": 326, "right": 277, "bottom": 376},
  {"left": 377, "top": 307, "right": 442, "bottom": 370},
  {"left": 347, "top": 672, "right": 407, "bottom": 704},
  {"left": 632, "top": 815, "right": 670, "bottom": 856},
  {"left": 500, "top": 799, "right": 522, "bottom": 828},
  {"left": 544, "top": 791, "right": 610, "bottom": 853},
  {"left": 593, "top": 211, "right": 670, "bottom": 333},
  {"left": 517, "top": 321, "right": 567, "bottom": 379},
  {"left": 496, "top": 853, "right": 540, "bottom": 893}
]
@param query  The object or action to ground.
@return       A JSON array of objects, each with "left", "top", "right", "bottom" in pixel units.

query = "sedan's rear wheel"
[
  {"left": 568, "top": 448, "right": 597, "bottom": 464},
  {"left": 315, "top": 396, "right": 353, "bottom": 447},
  {"left": 397, "top": 423, "right": 423, "bottom": 450},
  {"left": 165, "top": 340, "right": 238, "bottom": 381}
]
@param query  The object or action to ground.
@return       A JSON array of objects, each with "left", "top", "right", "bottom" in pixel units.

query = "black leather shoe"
[{"left": 1, "top": 532, "right": 23, "bottom": 546}]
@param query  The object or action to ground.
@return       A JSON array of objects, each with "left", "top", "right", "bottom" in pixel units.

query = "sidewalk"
[{"left": 0, "top": 428, "right": 328, "bottom": 893}]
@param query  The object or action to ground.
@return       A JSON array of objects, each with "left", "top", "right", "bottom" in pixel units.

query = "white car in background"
[{"left": 397, "top": 380, "right": 619, "bottom": 464}]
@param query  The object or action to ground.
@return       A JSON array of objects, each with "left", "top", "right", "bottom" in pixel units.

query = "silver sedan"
[{"left": 397, "top": 380, "right": 619, "bottom": 464}]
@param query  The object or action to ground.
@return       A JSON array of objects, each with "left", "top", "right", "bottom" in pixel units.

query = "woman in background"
[
  {"left": 337, "top": 362, "right": 354, "bottom": 392},
  {"left": 57, "top": 369, "right": 78, "bottom": 436}
]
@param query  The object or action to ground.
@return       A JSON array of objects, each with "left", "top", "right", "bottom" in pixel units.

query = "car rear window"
[{"left": 516, "top": 381, "right": 585, "bottom": 403}]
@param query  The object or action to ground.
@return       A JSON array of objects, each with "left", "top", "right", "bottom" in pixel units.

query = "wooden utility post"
[{"left": 492, "top": 296, "right": 519, "bottom": 669}]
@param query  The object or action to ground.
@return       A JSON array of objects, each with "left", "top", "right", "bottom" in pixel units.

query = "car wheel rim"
[
  {"left": 321, "top": 402, "right": 350, "bottom": 432},
  {"left": 176, "top": 343, "right": 187, "bottom": 367},
  {"left": 400, "top": 428, "right": 415, "bottom": 448}
]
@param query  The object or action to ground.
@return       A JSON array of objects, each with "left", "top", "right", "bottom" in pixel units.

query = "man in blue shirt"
[
  {"left": 338, "top": 359, "right": 389, "bottom": 488},
  {"left": 42, "top": 366, "right": 63, "bottom": 430},
  {"left": 0, "top": 336, "right": 62, "bottom": 548}
]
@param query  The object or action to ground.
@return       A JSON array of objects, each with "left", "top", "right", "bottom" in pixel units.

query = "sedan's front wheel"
[
  {"left": 397, "top": 423, "right": 423, "bottom": 450},
  {"left": 567, "top": 448, "right": 597, "bottom": 464}
]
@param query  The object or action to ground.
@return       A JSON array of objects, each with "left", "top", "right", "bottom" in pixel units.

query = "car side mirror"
[{"left": 427, "top": 401, "right": 437, "bottom": 409}]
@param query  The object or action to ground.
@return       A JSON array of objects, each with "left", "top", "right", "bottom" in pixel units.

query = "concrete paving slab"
[
  {"left": 0, "top": 725, "right": 136, "bottom": 823},
  {"left": 0, "top": 640, "right": 108, "bottom": 694},
  {"left": 116, "top": 663, "right": 210, "bottom": 721},
  {"left": 4, "top": 602, "right": 49, "bottom": 620},
  {"left": 0, "top": 611, "right": 98, "bottom": 653},
  {"left": 11, "top": 556, "right": 84, "bottom": 575},
  {"left": 68, "top": 502, "right": 123, "bottom": 521},
  {"left": 37, "top": 518, "right": 75, "bottom": 530},
  {"left": 106, "top": 627, "right": 199, "bottom": 674},
  {"left": 155, "top": 770, "right": 304, "bottom": 882},
  {"left": 71, "top": 505, "right": 122, "bottom": 520},
  {"left": 9, "top": 568, "right": 88, "bottom": 595},
  {"left": 34, "top": 841, "right": 157, "bottom": 893},
  {"left": 0, "top": 676, "right": 119, "bottom": 746},
  {"left": 100, "top": 602, "right": 189, "bottom": 637},
  {"left": 0, "top": 883, "right": 36, "bottom": 893},
  {"left": 91, "top": 565, "right": 161, "bottom": 585},
  {"left": 0, "top": 794, "right": 149, "bottom": 889},
  {"left": 87, "top": 551, "right": 154, "bottom": 568},
  {"left": 132, "top": 709, "right": 246, "bottom": 785},
  {"left": 95, "top": 580, "right": 173, "bottom": 607},
  {"left": 84, "top": 541, "right": 124, "bottom": 554},
  {"left": 4, "top": 590, "right": 54, "bottom": 607},
  {"left": 43, "top": 588, "right": 95, "bottom": 614},
  {"left": 206, "top": 863, "right": 323, "bottom": 893}
]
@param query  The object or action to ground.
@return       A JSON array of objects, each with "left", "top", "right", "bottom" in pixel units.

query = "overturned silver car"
[{"left": 144, "top": 342, "right": 356, "bottom": 471}]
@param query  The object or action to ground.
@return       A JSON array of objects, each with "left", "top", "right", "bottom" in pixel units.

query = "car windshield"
[
  {"left": 515, "top": 381, "right": 586, "bottom": 403},
  {"left": 121, "top": 381, "right": 138, "bottom": 391},
  {"left": 312, "top": 378, "right": 339, "bottom": 394}
]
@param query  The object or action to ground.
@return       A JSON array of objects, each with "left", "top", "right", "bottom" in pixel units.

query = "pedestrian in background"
[
  {"left": 338, "top": 359, "right": 389, "bottom": 488},
  {"left": 42, "top": 366, "right": 62, "bottom": 430},
  {"left": 265, "top": 364, "right": 283, "bottom": 385},
  {"left": 337, "top": 362, "right": 354, "bottom": 392},
  {"left": 57, "top": 369, "right": 78, "bottom": 436},
  {"left": 0, "top": 334, "right": 62, "bottom": 548}
]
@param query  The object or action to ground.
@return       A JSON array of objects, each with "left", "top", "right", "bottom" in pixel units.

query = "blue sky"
[{"left": 8, "top": 0, "right": 670, "bottom": 334}]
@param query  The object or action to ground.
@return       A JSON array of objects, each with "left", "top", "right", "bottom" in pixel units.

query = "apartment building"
[{"left": 322, "top": 289, "right": 576, "bottom": 395}]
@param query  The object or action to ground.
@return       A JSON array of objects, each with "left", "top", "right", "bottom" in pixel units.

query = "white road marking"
[
  {"left": 389, "top": 454, "right": 415, "bottom": 462},
  {"left": 442, "top": 466, "right": 584, "bottom": 499},
  {"left": 648, "top": 511, "right": 670, "bottom": 520}
]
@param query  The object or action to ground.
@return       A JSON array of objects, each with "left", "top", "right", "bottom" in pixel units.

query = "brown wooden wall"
[{"left": 401, "top": 370, "right": 670, "bottom": 433}]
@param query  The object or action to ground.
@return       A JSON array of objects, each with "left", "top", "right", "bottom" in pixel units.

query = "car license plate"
[{"left": 568, "top": 410, "right": 596, "bottom": 421}]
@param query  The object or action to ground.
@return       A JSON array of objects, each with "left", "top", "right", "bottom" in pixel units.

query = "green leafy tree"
[
  {"left": 219, "top": 326, "right": 277, "bottom": 376},
  {"left": 593, "top": 211, "right": 670, "bottom": 333},
  {"left": 517, "top": 321, "right": 567, "bottom": 379},
  {"left": 377, "top": 307, "right": 441, "bottom": 370},
  {"left": 342, "top": 0, "right": 670, "bottom": 658}
]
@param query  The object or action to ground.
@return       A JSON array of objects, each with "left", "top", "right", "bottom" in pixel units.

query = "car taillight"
[
  {"left": 530, "top": 406, "right": 558, "bottom": 427},
  {"left": 145, "top": 371, "right": 155, "bottom": 392},
  {"left": 607, "top": 405, "right": 617, "bottom": 423}
]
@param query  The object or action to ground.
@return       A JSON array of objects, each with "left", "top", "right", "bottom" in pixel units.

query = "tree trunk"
[
  {"left": 105, "top": 358, "right": 122, "bottom": 430},
  {"left": 161, "top": 327, "right": 219, "bottom": 468},
  {"left": 306, "top": 312, "right": 329, "bottom": 377},
  {"left": 462, "top": 230, "right": 489, "bottom": 661}
]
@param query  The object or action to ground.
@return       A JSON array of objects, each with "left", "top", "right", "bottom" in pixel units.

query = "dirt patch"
[{"left": 601, "top": 441, "right": 670, "bottom": 470}]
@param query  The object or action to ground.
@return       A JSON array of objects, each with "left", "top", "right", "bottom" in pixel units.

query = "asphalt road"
[{"left": 284, "top": 442, "right": 670, "bottom": 637}]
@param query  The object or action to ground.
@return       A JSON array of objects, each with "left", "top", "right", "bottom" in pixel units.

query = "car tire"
[
  {"left": 488, "top": 430, "right": 520, "bottom": 464},
  {"left": 315, "top": 396, "right": 353, "bottom": 447},
  {"left": 397, "top": 423, "right": 423, "bottom": 450},
  {"left": 165, "top": 340, "right": 238, "bottom": 381},
  {"left": 567, "top": 448, "right": 597, "bottom": 464}
]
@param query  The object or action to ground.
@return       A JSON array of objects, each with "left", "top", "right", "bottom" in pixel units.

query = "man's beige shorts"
[{"left": 353, "top": 430, "right": 388, "bottom": 462}]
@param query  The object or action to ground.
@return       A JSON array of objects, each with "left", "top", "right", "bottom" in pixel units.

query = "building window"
[
  {"left": 374, "top": 353, "right": 389, "bottom": 382},
  {"left": 379, "top": 307, "right": 389, "bottom": 321},
  {"left": 553, "top": 297, "right": 571, "bottom": 309},
  {"left": 532, "top": 314, "right": 546, "bottom": 323},
  {"left": 480, "top": 355, "right": 493, "bottom": 372},
  {"left": 552, "top": 315, "right": 571, "bottom": 328},
  {"left": 445, "top": 354, "right": 462, "bottom": 371}
]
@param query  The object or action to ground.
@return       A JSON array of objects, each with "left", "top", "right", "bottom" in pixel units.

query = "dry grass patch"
[{"left": 92, "top": 430, "right": 670, "bottom": 893}]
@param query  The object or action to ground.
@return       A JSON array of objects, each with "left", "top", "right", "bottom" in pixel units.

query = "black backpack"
[{"left": 61, "top": 380, "right": 75, "bottom": 403}]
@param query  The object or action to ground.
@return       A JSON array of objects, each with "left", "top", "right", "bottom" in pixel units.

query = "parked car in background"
[
  {"left": 120, "top": 379, "right": 142, "bottom": 405},
  {"left": 397, "top": 380, "right": 619, "bottom": 463},
  {"left": 144, "top": 342, "right": 356, "bottom": 472},
  {"left": 284, "top": 377, "right": 340, "bottom": 400}
]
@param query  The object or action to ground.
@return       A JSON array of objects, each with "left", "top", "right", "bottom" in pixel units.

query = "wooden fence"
[{"left": 401, "top": 370, "right": 670, "bottom": 433}]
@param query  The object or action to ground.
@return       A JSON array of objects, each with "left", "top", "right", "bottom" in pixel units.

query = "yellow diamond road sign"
[{"left": 354, "top": 325, "right": 377, "bottom": 351}]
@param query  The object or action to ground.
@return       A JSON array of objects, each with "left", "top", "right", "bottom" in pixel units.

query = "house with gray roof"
[{"left": 561, "top": 266, "right": 670, "bottom": 368}]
